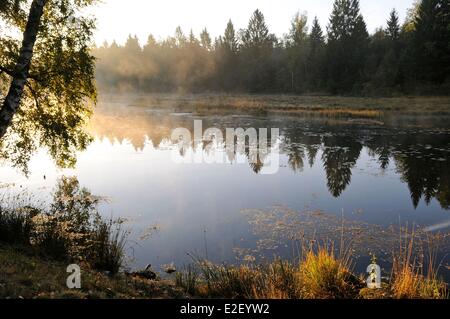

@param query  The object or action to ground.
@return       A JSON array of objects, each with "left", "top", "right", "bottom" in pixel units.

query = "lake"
[{"left": 1, "top": 97, "right": 450, "bottom": 277}]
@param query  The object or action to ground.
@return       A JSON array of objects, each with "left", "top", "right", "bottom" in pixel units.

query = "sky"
[{"left": 89, "top": 0, "right": 415, "bottom": 46}]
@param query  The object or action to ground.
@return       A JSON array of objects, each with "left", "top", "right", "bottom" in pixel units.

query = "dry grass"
[
  {"left": 298, "top": 247, "right": 362, "bottom": 299},
  {"left": 390, "top": 226, "right": 448, "bottom": 299},
  {"left": 176, "top": 245, "right": 363, "bottom": 299},
  {"left": 118, "top": 93, "right": 450, "bottom": 118},
  {"left": 174, "top": 225, "right": 450, "bottom": 300}
]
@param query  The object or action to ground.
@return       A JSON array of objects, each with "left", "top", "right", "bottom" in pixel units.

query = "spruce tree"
[
  {"left": 310, "top": 17, "right": 324, "bottom": 52},
  {"left": 240, "top": 9, "right": 275, "bottom": 92},
  {"left": 200, "top": 28, "right": 212, "bottom": 51},
  {"left": 241, "top": 9, "right": 272, "bottom": 49},
  {"left": 326, "top": 0, "right": 369, "bottom": 92},
  {"left": 223, "top": 19, "right": 238, "bottom": 53},
  {"left": 414, "top": 0, "right": 450, "bottom": 84},
  {"left": 386, "top": 9, "right": 400, "bottom": 41},
  {"left": 309, "top": 17, "right": 325, "bottom": 90}
]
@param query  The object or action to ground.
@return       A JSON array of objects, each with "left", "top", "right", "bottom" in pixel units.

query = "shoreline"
[
  {"left": 1, "top": 243, "right": 447, "bottom": 299},
  {"left": 97, "top": 93, "right": 450, "bottom": 118}
]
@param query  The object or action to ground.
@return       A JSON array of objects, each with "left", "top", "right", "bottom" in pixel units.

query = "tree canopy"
[{"left": 0, "top": 0, "right": 97, "bottom": 173}]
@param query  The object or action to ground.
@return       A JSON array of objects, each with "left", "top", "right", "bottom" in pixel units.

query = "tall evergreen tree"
[
  {"left": 174, "top": 26, "right": 187, "bottom": 47},
  {"left": 188, "top": 29, "right": 199, "bottom": 46},
  {"left": 223, "top": 19, "right": 238, "bottom": 53},
  {"left": 241, "top": 9, "right": 272, "bottom": 49},
  {"left": 200, "top": 28, "right": 212, "bottom": 50},
  {"left": 386, "top": 9, "right": 400, "bottom": 41},
  {"left": 240, "top": 9, "right": 275, "bottom": 92},
  {"left": 326, "top": 0, "right": 369, "bottom": 92},
  {"left": 378, "top": 8, "right": 402, "bottom": 90},
  {"left": 308, "top": 17, "right": 326, "bottom": 90},
  {"left": 413, "top": 0, "right": 450, "bottom": 84},
  {"left": 310, "top": 17, "right": 325, "bottom": 51}
]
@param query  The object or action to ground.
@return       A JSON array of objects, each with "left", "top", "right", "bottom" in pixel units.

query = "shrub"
[{"left": 0, "top": 176, "right": 128, "bottom": 274}]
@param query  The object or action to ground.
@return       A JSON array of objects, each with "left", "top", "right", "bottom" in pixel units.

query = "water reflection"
[{"left": 89, "top": 106, "right": 450, "bottom": 210}]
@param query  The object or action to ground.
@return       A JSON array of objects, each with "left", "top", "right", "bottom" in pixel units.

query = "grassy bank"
[
  {"left": 0, "top": 243, "right": 185, "bottom": 299},
  {"left": 1, "top": 242, "right": 447, "bottom": 299},
  {"left": 117, "top": 94, "right": 450, "bottom": 118}
]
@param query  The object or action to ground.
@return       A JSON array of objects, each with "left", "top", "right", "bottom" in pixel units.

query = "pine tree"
[
  {"left": 310, "top": 17, "right": 324, "bottom": 52},
  {"left": 188, "top": 29, "right": 199, "bottom": 46},
  {"left": 241, "top": 9, "right": 272, "bottom": 49},
  {"left": 240, "top": 9, "right": 275, "bottom": 92},
  {"left": 145, "top": 34, "right": 157, "bottom": 48},
  {"left": 125, "top": 34, "right": 141, "bottom": 52},
  {"left": 414, "top": 0, "right": 450, "bottom": 83},
  {"left": 386, "top": 9, "right": 400, "bottom": 41},
  {"left": 174, "top": 26, "right": 186, "bottom": 47},
  {"left": 200, "top": 28, "right": 212, "bottom": 51},
  {"left": 326, "top": 0, "right": 369, "bottom": 92},
  {"left": 223, "top": 19, "right": 238, "bottom": 53},
  {"left": 308, "top": 17, "right": 325, "bottom": 90}
]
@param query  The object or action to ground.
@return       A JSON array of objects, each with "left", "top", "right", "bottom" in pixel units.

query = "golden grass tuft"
[
  {"left": 391, "top": 263, "right": 447, "bottom": 299},
  {"left": 298, "top": 247, "right": 362, "bottom": 299},
  {"left": 390, "top": 226, "right": 448, "bottom": 299}
]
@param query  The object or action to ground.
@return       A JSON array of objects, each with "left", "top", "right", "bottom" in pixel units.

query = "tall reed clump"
[
  {"left": 0, "top": 177, "right": 128, "bottom": 275},
  {"left": 90, "top": 218, "right": 127, "bottom": 275},
  {"left": 175, "top": 255, "right": 297, "bottom": 298},
  {"left": 298, "top": 246, "right": 362, "bottom": 299},
  {"left": 390, "top": 226, "right": 448, "bottom": 299},
  {"left": 175, "top": 265, "right": 199, "bottom": 296},
  {"left": 0, "top": 205, "right": 37, "bottom": 245},
  {"left": 0, "top": 191, "right": 44, "bottom": 246}
]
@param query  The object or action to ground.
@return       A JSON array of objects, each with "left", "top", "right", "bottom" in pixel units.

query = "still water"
[{"left": 1, "top": 100, "right": 450, "bottom": 275}]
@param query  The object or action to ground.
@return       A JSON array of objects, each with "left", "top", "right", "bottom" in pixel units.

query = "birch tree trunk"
[{"left": 0, "top": 0, "right": 47, "bottom": 139}]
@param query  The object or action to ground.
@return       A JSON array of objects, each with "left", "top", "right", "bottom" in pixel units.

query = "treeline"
[{"left": 94, "top": 0, "right": 450, "bottom": 95}]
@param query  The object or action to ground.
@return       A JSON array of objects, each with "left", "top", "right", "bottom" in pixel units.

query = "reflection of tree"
[
  {"left": 249, "top": 155, "right": 265, "bottom": 174},
  {"left": 287, "top": 145, "right": 305, "bottom": 172},
  {"left": 366, "top": 134, "right": 392, "bottom": 170},
  {"left": 368, "top": 132, "right": 450, "bottom": 210},
  {"left": 322, "top": 136, "right": 362, "bottom": 197},
  {"left": 436, "top": 170, "right": 450, "bottom": 209},
  {"left": 395, "top": 153, "right": 450, "bottom": 210},
  {"left": 283, "top": 128, "right": 322, "bottom": 171},
  {"left": 245, "top": 143, "right": 267, "bottom": 174},
  {"left": 90, "top": 109, "right": 177, "bottom": 151},
  {"left": 306, "top": 144, "right": 320, "bottom": 168}
]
